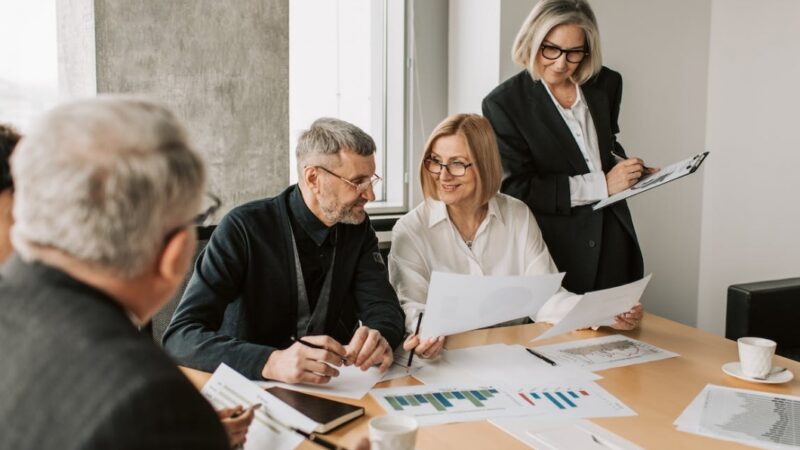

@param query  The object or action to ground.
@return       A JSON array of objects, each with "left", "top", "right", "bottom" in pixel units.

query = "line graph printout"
[
  {"left": 533, "top": 335, "right": 678, "bottom": 372},
  {"left": 675, "top": 384, "right": 800, "bottom": 449}
]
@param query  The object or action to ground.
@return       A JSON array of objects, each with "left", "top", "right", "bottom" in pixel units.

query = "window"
[
  {"left": 0, "top": 0, "right": 58, "bottom": 130},
  {"left": 289, "top": 0, "right": 406, "bottom": 213}
]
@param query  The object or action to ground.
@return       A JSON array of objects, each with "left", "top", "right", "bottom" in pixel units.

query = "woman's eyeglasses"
[
  {"left": 540, "top": 44, "right": 589, "bottom": 64},
  {"left": 424, "top": 158, "right": 473, "bottom": 177}
]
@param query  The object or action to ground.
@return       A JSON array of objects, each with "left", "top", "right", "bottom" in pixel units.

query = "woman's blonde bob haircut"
[
  {"left": 419, "top": 114, "right": 502, "bottom": 207},
  {"left": 512, "top": 0, "right": 602, "bottom": 85}
]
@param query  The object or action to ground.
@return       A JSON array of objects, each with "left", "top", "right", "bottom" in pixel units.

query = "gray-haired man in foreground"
[{"left": 0, "top": 97, "right": 230, "bottom": 449}]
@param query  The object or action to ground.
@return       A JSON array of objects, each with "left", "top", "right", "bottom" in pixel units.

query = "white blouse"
[
  {"left": 542, "top": 82, "right": 609, "bottom": 206},
  {"left": 388, "top": 193, "right": 581, "bottom": 332}
]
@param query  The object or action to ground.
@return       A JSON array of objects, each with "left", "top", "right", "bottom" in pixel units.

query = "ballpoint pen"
[
  {"left": 406, "top": 312, "right": 424, "bottom": 372},
  {"left": 230, "top": 403, "right": 262, "bottom": 419},
  {"left": 611, "top": 150, "right": 655, "bottom": 173},
  {"left": 292, "top": 336, "right": 348, "bottom": 363},
  {"left": 258, "top": 405, "right": 347, "bottom": 450},
  {"left": 525, "top": 347, "right": 557, "bottom": 366}
]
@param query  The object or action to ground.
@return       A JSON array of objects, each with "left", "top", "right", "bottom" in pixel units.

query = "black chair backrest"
[
  {"left": 726, "top": 277, "right": 800, "bottom": 361},
  {"left": 148, "top": 225, "right": 215, "bottom": 344}
]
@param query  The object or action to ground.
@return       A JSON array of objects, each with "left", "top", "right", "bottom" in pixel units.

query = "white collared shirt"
[
  {"left": 542, "top": 82, "right": 609, "bottom": 206},
  {"left": 388, "top": 193, "right": 580, "bottom": 332}
]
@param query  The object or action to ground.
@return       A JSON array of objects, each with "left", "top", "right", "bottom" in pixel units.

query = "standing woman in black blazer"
[{"left": 483, "top": 0, "right": 654, "bottom": 328}]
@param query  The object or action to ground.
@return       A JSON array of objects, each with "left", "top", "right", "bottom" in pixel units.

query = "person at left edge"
[{"left": 163, "top": 117, "right": 405, "bottom": 384}]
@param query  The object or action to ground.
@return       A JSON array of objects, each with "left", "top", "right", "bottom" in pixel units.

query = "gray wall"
[
  {"left": 592, "top": 0, "right": 712, "bottom": 326},
  {"left": 58, "top": 0, "right": 290, "bottom": 218}
]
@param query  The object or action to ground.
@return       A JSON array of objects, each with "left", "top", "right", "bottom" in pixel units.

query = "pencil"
[{"left": 406, "top": 312, "right": 424, "bottom": 372}]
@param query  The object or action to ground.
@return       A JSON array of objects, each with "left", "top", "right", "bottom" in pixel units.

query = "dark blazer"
[
  {"left": 0, "top": 256, "right": 229, "bottom": 450},
  {"left": 163, "top": 185, "right": 405, "bottom": 380},
  {"left": 482, "top": 67, "right": 643, "bottom": 294}
]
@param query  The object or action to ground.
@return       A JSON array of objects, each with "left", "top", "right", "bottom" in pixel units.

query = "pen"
[
  {"left": 611, "top": 151, "right": 654, "bottom": 173},
  {"left": 258, "top": 405, "right": 346, "bottom": 450},
  {"left": 525, "top": 347, "right": 557, "bottom": 366},
  {"left": 406, "top": 312, "right": 424, "bottom": 372},
  {"left": 230, "top": 403, "right": 261, "bottom": 419},
  {"left": 292, "top": 336, "right": 348, "bottom": 363}
]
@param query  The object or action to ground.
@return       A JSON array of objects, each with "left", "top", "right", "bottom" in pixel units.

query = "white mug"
[
  {"left": 369, "top": 415, "right": 418, "bottom": 450},
  {"left": 737, "top": 337, "right": 776, "bottom": 378}
]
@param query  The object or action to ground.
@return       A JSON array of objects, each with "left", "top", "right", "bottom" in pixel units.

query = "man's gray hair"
[
  {"left": 11, "top": 96, "right": 206, "bottom": 277},
  {"left": 295, "top": 117, "right": 375, "bottom": 174}
]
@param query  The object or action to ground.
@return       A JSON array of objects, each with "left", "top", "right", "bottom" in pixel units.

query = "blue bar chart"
[
  {"left": 517, "top": 389, "right": 591, "bottom": 410},
  {"left": 384, "top": 388, "right": 501, "bottom": 412}
]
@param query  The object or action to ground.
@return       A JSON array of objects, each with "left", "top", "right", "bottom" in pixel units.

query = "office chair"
[{"left": 726, "top": 277, "right": 800, "bottom": 362}]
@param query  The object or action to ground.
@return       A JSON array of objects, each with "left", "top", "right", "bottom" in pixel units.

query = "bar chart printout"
[
  {"left": 371, "top": 385, "right": 523, "bottom": 425},
  {"left": 515, "top": 384, "right": 635, "bottom": 418}
]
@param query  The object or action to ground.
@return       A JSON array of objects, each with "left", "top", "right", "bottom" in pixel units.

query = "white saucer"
[{"left": 722, "top": 362, "right": 794, "bottom": 384}]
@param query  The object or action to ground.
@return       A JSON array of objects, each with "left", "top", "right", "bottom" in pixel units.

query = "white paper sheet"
[
  {"left": 202, "top": 364, "right": 318, "bottom": 450},
  {"left": 491, "top": 417, "right": 644, "bottom": 450},
  {"left": 533, "top": 335, "right": 678, "bottom": 372},
  {"left": 371, "top": 381, "right": 634, "bottom": 426},
  {"left": 419, "top": 271, "right": 564, "bottom": 340},
  {"left": 534, "top": 275, "right": 652, "bottom": 341},
  {"left": 256, "top": 364, "right": 384, "bottom": 400},
  {"left": 413, "top": 344, "right": 600, "bottom": 388},
  {"left": 675, "top": 384, "right": 800, "bottom": 449}
]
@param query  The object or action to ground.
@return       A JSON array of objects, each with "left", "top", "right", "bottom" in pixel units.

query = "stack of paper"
[{"left": 675, "top": 384, "right": 800, "bottom": 449}]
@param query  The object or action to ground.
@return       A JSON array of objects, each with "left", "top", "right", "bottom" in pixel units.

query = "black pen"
[
  {"left": 525, "top": 347, "right": 557, "bottom": 366},
  {"left": 611, "top": 150, "right": 654, "bottom": 173},
  {"left": 230, "top": 402, "right": 261, "bottom": 419},
  {"left": 292, "top": 336, "right": 348, "bottom": 363},
  {"left": 406, "top": 312, "right": 424, "bottom": 372}
]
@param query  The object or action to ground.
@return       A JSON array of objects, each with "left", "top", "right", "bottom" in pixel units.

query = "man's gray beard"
[{"left": 320, "top": 201, "right": 367, "bottom": 225}]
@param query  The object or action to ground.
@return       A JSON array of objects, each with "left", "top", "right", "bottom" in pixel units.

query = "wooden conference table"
[{"left": 181, "top": 313, "right": 800, "bottom": 449}]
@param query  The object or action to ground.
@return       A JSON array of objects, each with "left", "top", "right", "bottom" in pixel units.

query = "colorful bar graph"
[
  {"left": 543, "top": 392, "right": 565, "bottom": 409},
  {"left": 383, "top": 389, "right": 497, "bottom": 412},
  {"left": 556, "top": 392, "right": 577, "bottom": 408}
]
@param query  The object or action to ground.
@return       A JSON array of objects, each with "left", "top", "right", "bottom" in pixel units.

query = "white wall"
[
  {"left": 697, "top": 0, "right": 800, "bottom": 334},
  {"left": 592, "top": 0, "right": 712, "bottom": 326}
]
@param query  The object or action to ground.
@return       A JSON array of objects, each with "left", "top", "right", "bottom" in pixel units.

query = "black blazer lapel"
[
  {"left": 582, "top": 82, "right": 616, "bottom": 173},
  {"left": 527, "top": 78, "right": 590, "bottom": 175}
]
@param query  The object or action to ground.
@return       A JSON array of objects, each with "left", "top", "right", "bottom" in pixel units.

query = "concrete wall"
[
  {"left": 697, "top": 0, "right": 800, "bottom": 334},
  {"left": 592, "top": 0, "right": 712, "bottom": 326},
  {"left": 58, "top": 0, "right": 290, "bottom": 218}
]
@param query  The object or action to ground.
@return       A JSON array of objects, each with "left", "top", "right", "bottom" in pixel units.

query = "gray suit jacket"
[{"left": 0, "top": 256, "right": 230, "bottom": 450}]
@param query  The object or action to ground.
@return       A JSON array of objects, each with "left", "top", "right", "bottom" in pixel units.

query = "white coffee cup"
[
  {"left": 737, "top": 337, "right": 776, "bottom": 378},
  {"left": 369, "top": 415, "right": 418, "bottom": 450}
]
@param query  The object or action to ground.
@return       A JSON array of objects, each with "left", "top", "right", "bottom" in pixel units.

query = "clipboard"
[{"left": 593, "top": 151, "right": 709, "bottom": 210}]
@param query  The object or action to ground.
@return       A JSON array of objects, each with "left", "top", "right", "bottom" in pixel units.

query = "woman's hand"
[
  {"left": 611, "top": 303, "right": 644, "bottom": 330},
  {"left": 218, "top": 404, "right": 256, "bottom": 449},
  {"left": 403, "top": 334, "right": 446, "bottom": 359},
  {"left": 606, "top": 158, "right": 657, "bottom": 195}
]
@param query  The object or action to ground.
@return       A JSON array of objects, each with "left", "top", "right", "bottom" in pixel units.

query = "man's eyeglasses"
[
  {"left": 163, "top": 192, "right": 221, "bottom": 243},
  {"left": 313, "top": 165, "right": 381, "bottom": 194},
  {"left": 424, "top": 158, "right": 473, "bottom": 177},
  {"left": 540, "top": 44, "right": 589, "bottom": 64}
]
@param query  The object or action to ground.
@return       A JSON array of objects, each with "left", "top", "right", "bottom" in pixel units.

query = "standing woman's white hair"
[
  {"left": 512, "top": 0, "right": 603, "bottom": 85},
  {"left": 10, "top": 96, "right": 206, "bottom": 277}
]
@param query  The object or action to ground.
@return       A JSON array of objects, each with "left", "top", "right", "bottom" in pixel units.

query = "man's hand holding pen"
[{"left": 261, "top": 335, "right": 348, "bottom": 385}]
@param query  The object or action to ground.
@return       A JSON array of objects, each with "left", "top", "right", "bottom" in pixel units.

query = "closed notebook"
[{"left": 266, "top": 386, "right": 364, "bottom": 433}]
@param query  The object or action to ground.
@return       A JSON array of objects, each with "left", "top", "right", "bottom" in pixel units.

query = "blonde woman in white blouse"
[{"left": 389, "top": 113, "right": 642, "bottom": 359}]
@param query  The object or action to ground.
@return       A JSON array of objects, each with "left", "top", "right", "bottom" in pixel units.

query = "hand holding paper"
[{"left": 534, "top": 275, "right": 652, "bottom": 341}]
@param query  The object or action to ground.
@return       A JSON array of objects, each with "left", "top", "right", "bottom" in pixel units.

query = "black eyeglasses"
[
  {"left": 312, "top": 165, "right": 381, "bottom": 194},
  {"left": 163, "top": 192, "right": 221, "bottom": 243},
  {"left": 424, "top": 158, "right": 473, "bottom": 177},
  {"left": 540, "top": 44, "right": 589, "bottom": 64}
]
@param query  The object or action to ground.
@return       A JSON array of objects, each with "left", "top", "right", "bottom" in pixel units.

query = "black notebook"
[{"left": 266, "top": 386, "right": 364, "bottom": 433}]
